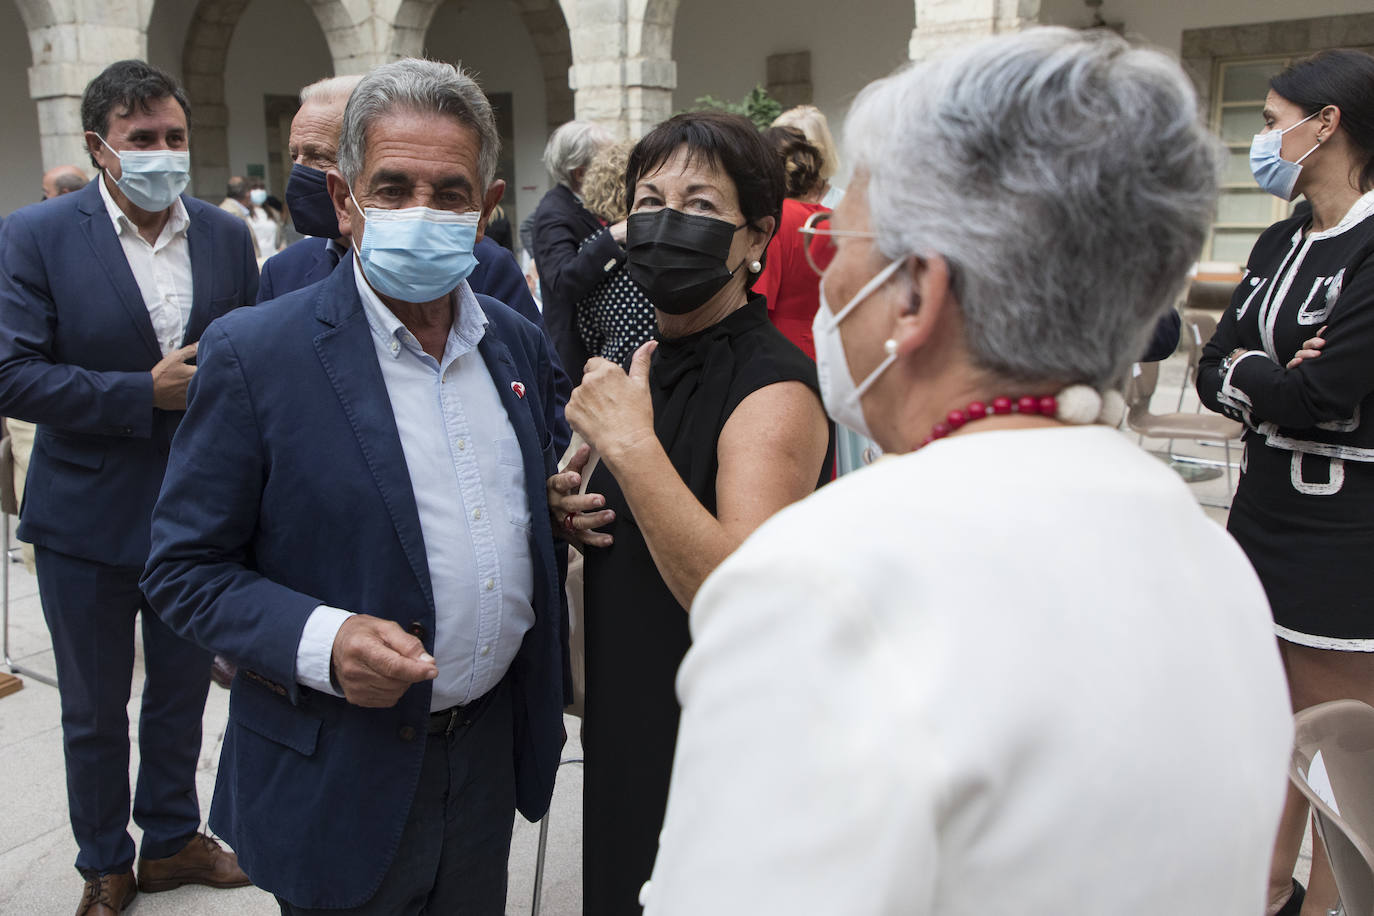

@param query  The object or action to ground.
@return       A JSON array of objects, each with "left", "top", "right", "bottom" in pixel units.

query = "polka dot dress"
[{"left": 576, "top": 231, "right": 656, "bottom": 369}]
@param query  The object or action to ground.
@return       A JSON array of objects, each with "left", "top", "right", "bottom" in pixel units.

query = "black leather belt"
[{"left": 425, "top": 685, "right": 497, "bottom": 736}]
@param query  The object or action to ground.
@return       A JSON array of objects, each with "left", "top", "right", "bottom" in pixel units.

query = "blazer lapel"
[
  {"left": 77, "top": 182, "right": 162, "bottom": 362},
  {"left": 183, "top": 203, "right": 214, "bottom": 345},
  {"left": 312, "top": 271, "right": 435, "bottom": 612},
  {"left": 477, "top": 333, "right": 552, "bottom": 620}
]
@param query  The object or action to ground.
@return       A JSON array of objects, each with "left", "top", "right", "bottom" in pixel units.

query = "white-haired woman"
[
  {"left": 640, "top": 29, "right": 1293, "bottom": 916},
  {"left": 530, "top": 119, "right": 618, "bottom": 384}
]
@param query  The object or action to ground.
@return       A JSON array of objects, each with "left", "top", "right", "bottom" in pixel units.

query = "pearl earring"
[
  {"left": 748, "top": 260, "right": 762, "bottom": 274},
  {"left": 884, "top": 339, "right": 898, "bottom": 357}
]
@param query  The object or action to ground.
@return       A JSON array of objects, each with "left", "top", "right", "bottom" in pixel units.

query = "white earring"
[
  {"left": 883, "top": 339, "right": 898, "bottom": 357},
  {"left": 749, "top": 260, "right": 762, "bottom": 274}
]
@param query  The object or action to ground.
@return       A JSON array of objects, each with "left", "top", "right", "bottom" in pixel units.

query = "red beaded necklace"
[{"left": 920, "top": 395, "right": 1059, "bottom": 449}]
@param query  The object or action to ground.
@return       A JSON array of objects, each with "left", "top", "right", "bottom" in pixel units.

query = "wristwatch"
[{"left": 1220, "top": 347, "right": 1248, "bottom": 375}]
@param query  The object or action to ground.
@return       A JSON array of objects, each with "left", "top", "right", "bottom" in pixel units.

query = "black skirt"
[{"left": 1228, "top": 434, "right": 1374, "bottom": 648}]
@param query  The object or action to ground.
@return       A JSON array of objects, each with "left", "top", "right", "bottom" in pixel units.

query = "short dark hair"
[
  {"left": 625, "top": 110, "right": 784, "bottom": 242},
  {"left": 80, "top": 60, "right": 191, "bottom": 169},
  {"left": 1271, "top": 49, "right": 1374, "bottom": 191},
  {"left": 762, "top": 125, "right": 824, "bottom": 201}
]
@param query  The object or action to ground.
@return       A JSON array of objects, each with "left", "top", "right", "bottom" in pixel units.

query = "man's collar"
[
  {"left": 350, "top": 255, "right": 487, "bottom": 361},
  {"left": 97, "top": 171, "right": 190, "bottom": 238}
]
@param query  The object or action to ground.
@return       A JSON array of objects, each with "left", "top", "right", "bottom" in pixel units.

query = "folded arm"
[{"left": 1199, "top": 260, "right": 1374, "bottom": 429}]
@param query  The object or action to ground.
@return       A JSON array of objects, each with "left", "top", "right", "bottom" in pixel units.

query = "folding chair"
[
  {"left": 1123, "top": 361, "right": 1243, "bottom": 503},
  {"left": 1291, "top": 699, "right": 1374, "bottom": 916},
  {"left": 1, "top": 422, "right": 57, "bottom": 687}
]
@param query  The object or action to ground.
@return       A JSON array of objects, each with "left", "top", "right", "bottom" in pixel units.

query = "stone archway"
[
  {"left": 393, "top": 0, "right": 574, "bottom": 132},
  {"left": 177, "top": 0, "right": 352, "bottom": 197}
]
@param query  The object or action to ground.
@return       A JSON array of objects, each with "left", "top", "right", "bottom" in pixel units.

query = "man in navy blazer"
[
  {"left": 142, "top": 59, "right": 567, "bottom": 914},
  {"left": 0, "top": 60, "right": 256, "bottom": 914},
  {"left": 262, "top": 73, "right": 571, "bottom": 452}
]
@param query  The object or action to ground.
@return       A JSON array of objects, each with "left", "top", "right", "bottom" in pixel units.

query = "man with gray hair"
[
  {"left": 260, "top": 73, "right": 571, "bottom": 452},
  {"left": 142, "top": 58, "right": 568, "bottom": 915},
  {"left": 41, "top": 164, "right": 88, "bottom": 199},
  {"left": 255, "top": 74, "right": 363, "bottom": 302}
]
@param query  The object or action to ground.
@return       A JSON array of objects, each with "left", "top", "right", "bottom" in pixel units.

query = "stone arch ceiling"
[{"left": 395, "top": 0, "right": 573, "bottom": 129}]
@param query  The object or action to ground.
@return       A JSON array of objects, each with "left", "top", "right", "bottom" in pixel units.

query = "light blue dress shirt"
[{"left": 294, "top": 258, "right": 536, "bottom": 710}]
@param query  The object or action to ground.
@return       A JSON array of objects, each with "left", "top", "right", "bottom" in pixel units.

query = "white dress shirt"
[
  {"left": 644, "top": 426, "right": 1294, "bottom": 916},
  {"left": 294, "top": 259, "right": 536, "bottom": 711},
  {"left": 98, "top": 173, "right": 194, "bottom": 356}
]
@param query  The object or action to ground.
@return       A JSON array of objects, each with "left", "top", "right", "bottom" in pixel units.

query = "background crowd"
[{"left": 0, "top": 21, "right": 1372, "bottom": 916}]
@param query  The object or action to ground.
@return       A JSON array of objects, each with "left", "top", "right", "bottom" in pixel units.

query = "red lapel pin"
[{"left": 511, "top": 381, "right": 526, "bottom": 399}]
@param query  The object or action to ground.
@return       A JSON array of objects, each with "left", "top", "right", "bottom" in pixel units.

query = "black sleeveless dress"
[{"left": 581, "top": 297, "right": 831, "bottom": 914}]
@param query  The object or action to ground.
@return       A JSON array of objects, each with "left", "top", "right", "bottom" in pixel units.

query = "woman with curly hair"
[{"left": 575, "top": 140, "right": 657, "bottom": 367}]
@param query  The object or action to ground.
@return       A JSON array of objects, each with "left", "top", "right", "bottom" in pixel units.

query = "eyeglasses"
[{"left": 797, "top": 210, "right": 878, "bottom": 277}]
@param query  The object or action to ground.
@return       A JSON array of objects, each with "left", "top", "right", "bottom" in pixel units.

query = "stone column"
[
  {"left": 20, "top": 0, "right": 147, "bottom": 172},
  {"left": 566, "top": 0, "right": 676, "bottom": 139},
  {"left": 909, "top": 0, "right": 1039, "bottom": 62}
]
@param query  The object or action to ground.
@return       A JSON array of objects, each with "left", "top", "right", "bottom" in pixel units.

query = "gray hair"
[
  {"left": 337, "top": 59, "right": 499, "bottom": 189},
  {"left": 299, "top": 74, "right": 363, "bottom": 108},
  {"left": 543, "top": 120, "right": 615, "bottom": 188},
  {"left": 845, "top": 27, "right": 1220, "bottom": 388}
]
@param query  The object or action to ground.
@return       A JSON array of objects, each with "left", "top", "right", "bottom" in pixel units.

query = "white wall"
[
  {"left": 425, "top": 0, "right": 550, "bottom": 233},
  {"left": 2, "top": 0, "right": 48, "bottom": 217},
  {"left": 1037, "top": 0, "right": 1373, "bottom": 56},
  {"left": 671, "top": 0, "right": 913, "bottom": 180},
  {"left": 223, "top": 0, "right": 334, "bottom": 197}
]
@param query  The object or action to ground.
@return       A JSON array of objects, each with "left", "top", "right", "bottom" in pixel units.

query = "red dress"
[{"left": 754, "top": 198, "right": 833, "bottom": 360}]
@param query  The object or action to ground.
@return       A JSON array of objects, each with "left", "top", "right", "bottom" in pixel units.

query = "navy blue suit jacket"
[
  {"left": 0, "top": 178, "right": 258, "bottom": 568},
  {"left": 256, "top": 235, "right": 341, "bottom": 304},
  {"left": 258, "top": 235, "right": 572, "bottom": 453},
  {"left": 141, "top": 264, "right": 568, "bottom": 908}
]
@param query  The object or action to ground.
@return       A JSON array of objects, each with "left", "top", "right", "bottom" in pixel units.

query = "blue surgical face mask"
[
  {"left": 349, "top": 187, "right": 481, "bottom": 303},
  {"left": 99, "top": 136, "right": 191, "bottom": 212},
  {"left": 1249, "top": 111, "right": 1319, "bottom": 202},
  {"left": 249, "top": 188, "right": 268, "bottom": 206},
  {"left": 286, "top": 164, "right": 340, "bottom": 238}
]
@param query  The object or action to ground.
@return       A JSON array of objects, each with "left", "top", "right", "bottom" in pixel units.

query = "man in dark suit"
[
  {"left": 0, "top": 60, "right": 256, "bottom": 915},
  {"left": 263, "top": 73, "right": 571, "bottom": 453},
  {"left": 530, "top": 119, "right": 621, "bottom": 385},
  {"left": 142, "top": 58, "right": 568, "bottom": 915}
]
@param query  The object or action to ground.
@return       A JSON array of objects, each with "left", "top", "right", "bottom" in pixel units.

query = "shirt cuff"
[{"left": 295, "top": 604, "right": 353, "bottom": 696}]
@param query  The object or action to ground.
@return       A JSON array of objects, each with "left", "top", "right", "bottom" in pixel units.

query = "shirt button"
[
  {"left": 398, "top": 725, "right": 416, "bottom": 742},
  {"left": 457, "top": 439, "right": 466, "bottom": 450},
  {"left": 472, "top": 508, "right": 481, "bottom": 521},
  {"left": 480, "top": 645, "right": 491, "bottom": 656},
  {"left": 485, "top": 578, "right": 495, "bottom": 591},
  {"left": 390, "top": 341, "right": 399, "bottom": 353}
]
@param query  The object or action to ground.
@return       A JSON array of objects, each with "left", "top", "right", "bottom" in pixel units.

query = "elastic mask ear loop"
[
  {"left": 96, "top": 135, "right": 123, "bottom": 172},
  {"left": 1283, "top": 111, "right": 1321, "bottom": 165},
  {"left": 828, "top": 258, "right": 906, "bottom": 326}
]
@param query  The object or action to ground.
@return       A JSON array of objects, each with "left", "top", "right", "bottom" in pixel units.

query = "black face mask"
[
  {"left": 624, "top": 208, "right": 747, "bottom": 315},
  {"left": 285, "top": 163, "right": 341, "bottom": 239}
]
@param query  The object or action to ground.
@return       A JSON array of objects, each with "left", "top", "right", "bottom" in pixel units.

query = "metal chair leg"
[
  {"left": 531, "top": 812, "right": 550, "bottom": 916},
  {"left": 2, "top": 513, "right": 56, "bottom": 687},
  {"left": 531, "top": 755, "right": 584, "bottom": 916}
]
